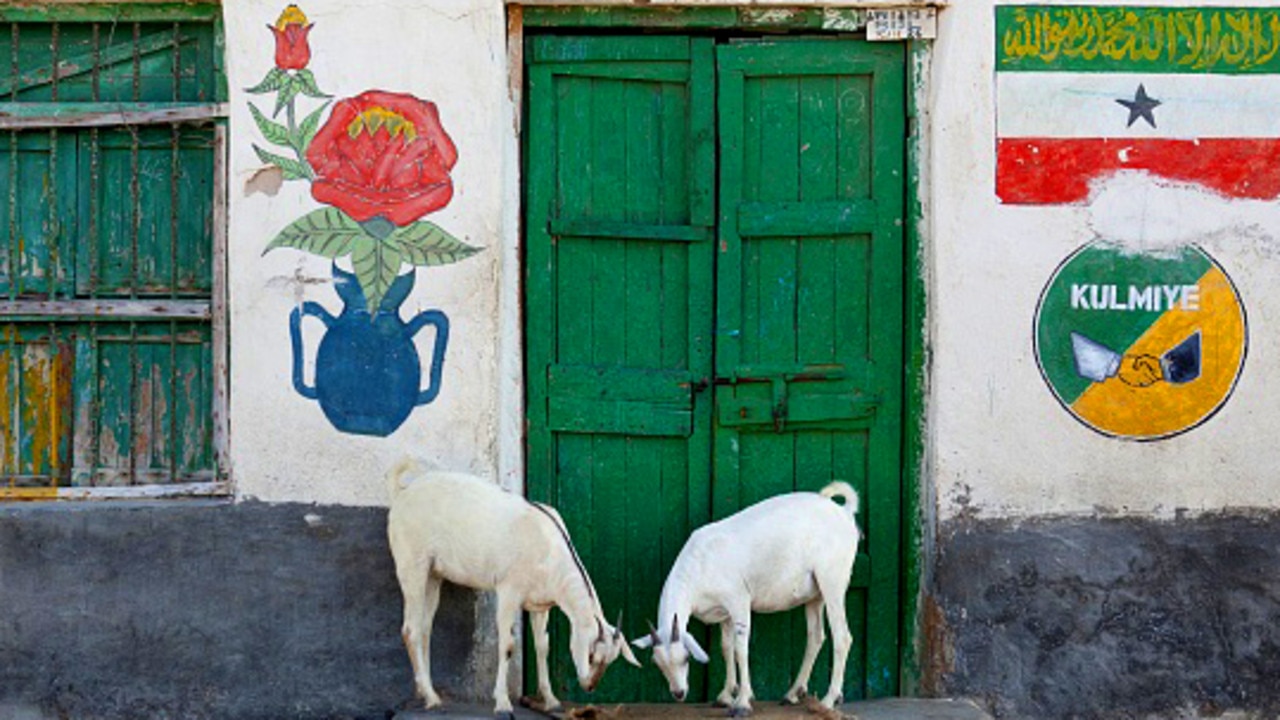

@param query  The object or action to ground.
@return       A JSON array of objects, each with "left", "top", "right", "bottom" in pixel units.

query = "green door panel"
[
  {"left": 526, "top": 34, "right": 905, "bottom": 703},
  {"left": 714, "top": 39, "right": 905, "bottom": 700},
  {"left": 525, "top": 35, "right": 716, "bottom": 703}
]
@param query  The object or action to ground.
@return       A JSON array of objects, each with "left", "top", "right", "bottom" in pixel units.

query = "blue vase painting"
[{"left": 291, "top": 265, "right": 450, "bottom": 437}]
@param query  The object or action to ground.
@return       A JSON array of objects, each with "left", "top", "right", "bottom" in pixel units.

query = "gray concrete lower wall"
[
  {"left": 931, "top": 513, "right": 1280, "bottom": 719},
  {"left": 0, "top": 500, "right": 477, "bottom": 720}
]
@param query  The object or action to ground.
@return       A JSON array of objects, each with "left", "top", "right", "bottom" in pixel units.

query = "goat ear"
[
  {"left": 619, "top": 637, "right": 642, "bottom": 667},
  {"left": 682, "top": 633, "right": 710, "bottom": 664},
  {"left": 671, "top": 615, "right": 680, "bottom": 643},
  {"left": 636, "top": 619, "right": 660, "bottom": 649}
]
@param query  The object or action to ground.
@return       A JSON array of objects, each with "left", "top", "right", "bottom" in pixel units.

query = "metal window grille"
[{"left": 0, "top": 4, "right": 227, "bottom": 500}]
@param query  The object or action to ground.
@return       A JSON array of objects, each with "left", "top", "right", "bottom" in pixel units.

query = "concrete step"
[{"left": 395, "top": 698, "right": 992, "bottom": 720}]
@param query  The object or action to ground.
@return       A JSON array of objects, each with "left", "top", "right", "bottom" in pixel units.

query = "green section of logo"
[
  {"left": 1035, "top": 243, "right": 1211, "bottom": 406},
  {"left": 997, "top": 5, "right": 1280, "bottom": 74}
]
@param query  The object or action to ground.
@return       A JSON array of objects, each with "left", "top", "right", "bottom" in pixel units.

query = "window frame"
[{"left": 0, "top": 1, "right": 229, "bottom": 501}]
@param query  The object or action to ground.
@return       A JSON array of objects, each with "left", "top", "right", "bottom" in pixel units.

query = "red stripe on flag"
[{"left": 997, "top": 138, "right": 1280, "bottom": 204}]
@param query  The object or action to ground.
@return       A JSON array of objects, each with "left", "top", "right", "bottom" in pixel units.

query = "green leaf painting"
[
  {"left": 390, "top": 222, "right": 483, "bottom": 267},
  {"left": 351, "top": 237, "right": 404, "bottom": 311},
  {"left": 249, "top": 103, "right": 292, "bottom": 147},
  {"left": 264, "top": 207, "right": 365, "bottom": 257},
  {"left": 298, "top": 101, "right": 331, "bottom": 150},
  {"left": 293, "top": 69, "right": 331, "bottom": 98},
  {"left": 245, "top": 67, "right": 289, "bottom": 94},
  {"left": 273, "top": 77, "right": 303, "bottom": 118},
  {"left": 253, "top": 145, "right": 312, "bottom": 181}
]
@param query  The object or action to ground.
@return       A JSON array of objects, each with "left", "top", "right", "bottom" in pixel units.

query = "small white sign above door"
[{"left": 866, "top": 8, "right": 938, "bottom": 40}]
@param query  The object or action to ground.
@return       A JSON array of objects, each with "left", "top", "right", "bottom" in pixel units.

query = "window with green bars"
[{"left": 0, "top": 4, "right": 227, "bottom": 499}]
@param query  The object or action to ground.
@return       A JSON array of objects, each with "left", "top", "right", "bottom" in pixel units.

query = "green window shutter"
[{"left": 0, "top": 7, "right": 225, "bottom": 498}]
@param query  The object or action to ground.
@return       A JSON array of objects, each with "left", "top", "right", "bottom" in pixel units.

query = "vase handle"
[
  {"left": 406, "top": 309, "right": 450, "bottom": 406},
  {"left": 290, "top": 301, "right": 335, "bottom": 400}
]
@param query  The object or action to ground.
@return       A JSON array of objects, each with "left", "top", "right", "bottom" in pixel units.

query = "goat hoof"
[
  {"left": 496, "top": 712, "right": 517, "bottom": 720},
  {"left": 728, "top": 708, "right": 752, "bottom": 718},
  {"left": 781, "top": 689, "right": 807, "bottom": 706}
]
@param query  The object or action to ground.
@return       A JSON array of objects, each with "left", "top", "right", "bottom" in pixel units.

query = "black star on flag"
[{"left": 1116, "top": 84, "right": 1161, "bottom": 129}]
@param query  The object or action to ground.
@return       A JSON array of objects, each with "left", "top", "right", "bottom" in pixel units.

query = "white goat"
[
  {"left": 633, "top": 482, "right": 861, "bottom": 716},
  {"left": 387, "top": 459, "right": 640, "bottom": 718}
]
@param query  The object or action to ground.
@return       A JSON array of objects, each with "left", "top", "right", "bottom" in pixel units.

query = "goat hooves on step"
[
  {"left": 780, "top": 691, "right": 807, "bottom": 706},
  {"left": 496, "top": 712, "right": 517, "bottom": 720},
  {"left": 728, "top": 707, "right": 752, "bottom": 718}
]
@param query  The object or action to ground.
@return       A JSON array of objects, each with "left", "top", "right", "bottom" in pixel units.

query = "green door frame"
[{"left": 517, "top": 5, "right": 932, "bottom": 695}]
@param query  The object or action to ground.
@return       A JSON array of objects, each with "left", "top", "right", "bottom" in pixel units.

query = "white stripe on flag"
[{"left": 997, "top": 72, "right": 1280, "bottom": 139}]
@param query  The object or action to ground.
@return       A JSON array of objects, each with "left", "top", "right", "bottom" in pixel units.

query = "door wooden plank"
[
  {"left": 625, "top": 78, "right": 664, "bottom": 366},
  {"left": 864, "top": 43, "right": 906, "bottom": 700},
  {"left": 684, "top": 40, "right": 715, "bottom": 605},
  {"left": 712, "top": 62, "right": 744, "bottom": 519},
  {"left": 529, "top": 35, "right": 692, "bottom": 63},
  {"left": 837, "top": 74, "right": 873, "bottom": 199},
  {"left": 689, "top": 40, "right": 715, "bottom": 228},
  {"left": 524, "top": 61, "right": 557, "bottom": 512},
  {"left": 620, "top": 434, "right": 663, "bottom": 700},
  {"left": 526, "top": 35, "right": 715, "bottom": 702},
  {"left": 737, "top": 200, "right": 877, "bottom": 237},
  {"left": 531, "top": 62, "right": 690, "bottom": 82},
  {"left": 549, "top": 219, "right": 709, "bottom": 242}
]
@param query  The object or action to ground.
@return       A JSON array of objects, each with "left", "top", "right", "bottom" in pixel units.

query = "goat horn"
[
  {"left": 671, "top": 615, "right": 680, "bottom": 643},
  {"left": 596, "top": 616, "right": 606, "bottom": 642},
  {"left": 614, "top": 611, "right": 624, "bottom": 640},
  {"left": 646, "top": 619, "right": 660, "bottom": 645}
]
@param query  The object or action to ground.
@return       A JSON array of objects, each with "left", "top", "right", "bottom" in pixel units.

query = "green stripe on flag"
[
  {"left": 998, "top": 5, "right": 1280, "bottom": 74},
  {"left": 1036, "top": 244, "right": 1212, "bottom": 406}
]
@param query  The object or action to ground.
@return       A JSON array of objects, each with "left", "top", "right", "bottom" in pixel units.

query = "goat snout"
[{"left": 672, "top": 689, "right": 687, "bottom": 702}]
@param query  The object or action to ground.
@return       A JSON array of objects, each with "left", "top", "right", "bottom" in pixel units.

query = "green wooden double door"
[{"left": 525, "top": 35, "right": 906, "bottom": 702}]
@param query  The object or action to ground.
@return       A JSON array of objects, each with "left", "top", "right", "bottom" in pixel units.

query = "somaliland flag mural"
[
  {"left": 1034, "top": 242, "right": 1247, "bottom": 440},
  {"left": 997, "top": 5, "right": 1280, "bottom": 204}
]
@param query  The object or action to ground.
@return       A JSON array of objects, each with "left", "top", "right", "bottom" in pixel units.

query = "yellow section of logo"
[{"left": 1071, "top": 266, "right": 1245, "bottom": 439}]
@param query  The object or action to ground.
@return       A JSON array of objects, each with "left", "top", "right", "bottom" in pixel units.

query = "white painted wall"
[
  {"left": 222, "top": 0, "right": 1280, "bottom": 522},
  {"left": 930, "top": 0, "right": 1280, "bottom": 520},
  {"left": 224, "top": 0, "right": 519, "bottom": 506}
]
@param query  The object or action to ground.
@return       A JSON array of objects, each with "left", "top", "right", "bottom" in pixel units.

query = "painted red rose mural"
[
  {"left": 247, "top": 5, "right": 479, "bottom": 437},
  {"left": 307, "top": 91, "right": 458, "bottom": 227}
]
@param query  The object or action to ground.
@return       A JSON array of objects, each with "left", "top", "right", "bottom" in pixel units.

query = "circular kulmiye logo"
[{"left": 1034, "top": 242, "right": 1247, "bottom": 441}]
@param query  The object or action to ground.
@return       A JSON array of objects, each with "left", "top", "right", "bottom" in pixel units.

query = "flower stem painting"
[{"left": 248, "top": 5, "right": 480, "bottom": 437}]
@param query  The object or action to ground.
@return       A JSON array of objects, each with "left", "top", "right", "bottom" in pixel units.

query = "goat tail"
[
  {"left": 386, "top": 456, "right": 424, "bottom": 500},
  {"left": 820, "top": 481, "right": 859, "bottom": 518}
]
